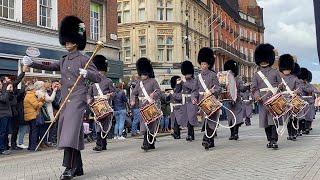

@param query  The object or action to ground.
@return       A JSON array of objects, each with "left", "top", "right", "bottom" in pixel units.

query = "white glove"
[
  {"left": 79, "top": 68, "right": 88, "bottom": 78},
  {"left": 22, "top": 56, "right": 33, "bottom": 67},
  {"left": 176, "top": 78, "right": 182, "bottom": 84}
]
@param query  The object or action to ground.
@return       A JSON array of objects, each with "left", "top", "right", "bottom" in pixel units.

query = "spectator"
[
  {"left": 160, "top": 90, "right": 171, "bottom": 133},
  {"left": 128, "top": 75, "right": 140, "bottom": 136},
  {"left": 112, "top": 83, "right": 128, "bottom": 140},
  {"left": 24, "top": 84, "right": 45, "bottom": 151},
  {"left": 16, "top": 82, "right": 29, "bottom": 149},
  {"left": 48, "top": 80, "right": 61, "bottom": 145},
  {"left": 0, "top": 83, "right": 14, "bottom": 155}
]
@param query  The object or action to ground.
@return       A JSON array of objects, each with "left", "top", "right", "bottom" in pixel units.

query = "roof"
[{"left": 238, "top": 0, "right": 259, "bottom": 13}]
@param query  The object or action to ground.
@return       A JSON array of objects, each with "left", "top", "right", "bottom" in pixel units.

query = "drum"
[
  {"left": 264, "top": 93, "right": 292, "bottom": 118},
  {"left": 198, "top": 95, "right": 222, "bottom": 117},
  {"left": 290, "top": 95, "right": 308, "bottom": 115},
  {"left": 140, "top": 102, "right": 163, "bottom": 124},
  {"left": 89, "top": 99, "right": 113, "bottom": 121},
  {"left": 217, "top": 71, "right": 237, "bottom": 101}
]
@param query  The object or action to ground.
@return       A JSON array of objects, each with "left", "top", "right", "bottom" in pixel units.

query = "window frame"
[
  {"left": 90, "top": 2, "right": 101, "bottom": 41},
  {"left": 0, "top": 0, "right": 15, "bottom": 20}
]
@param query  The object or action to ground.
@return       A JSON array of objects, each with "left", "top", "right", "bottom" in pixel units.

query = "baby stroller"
[
  {"left": 83, "top": 122, "right": 95, "bottom": 143},
  {"left": 121, "top": 111, "right": 132, "bottom": 138}
]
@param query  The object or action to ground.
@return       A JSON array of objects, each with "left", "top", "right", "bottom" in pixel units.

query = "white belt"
[
  {"left": 94, "top": 95, "right": 107, "bottom": 99},
  {"left": 182, "top": 94, "right": 191, "bottom": 105},
  {"left": 259, "top": 88, "right": 277, "bottom": 92},
  {"left": 243, "top": 100, "right": 251, "bottom": 102},
  {"left": 170, "top": 103, "right": 182, "bottom": 113},
  {"left": 302, "top": 96, "right": 312, "bottom": 98}
]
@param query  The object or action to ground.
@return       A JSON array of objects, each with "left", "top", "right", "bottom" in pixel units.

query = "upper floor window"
[
  {"left": 138, "top": 0, "right": 145, "bottom": 22},
  {"left": 118, "top": 1, "right": 130, "bottom": 24},
  {"left": 157, "top": 0, "right": 172, "bottom": 21},
  {"left": 158, "top": 35, "right": 173, "bottom": 62},
  {"left": 119, "top": 37, "right": 131, "bottom": 63},
  {"left": 39, "top": 0, "right": 52, "bottom": 27},
  {"left": 0, "top": 0, "right": 14, "bottom": 20},
  {"left": 139, "top": 36, "right": 146, "bottom": 57},
  {"left": 90, "top": 3, "right": 100, "bottom": 41},
  {"left": 117, "top": 3, "right": 122, "bottom": 23}
]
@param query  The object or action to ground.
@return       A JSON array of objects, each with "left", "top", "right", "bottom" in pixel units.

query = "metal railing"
[{"left": 214, "top": 39, "right": 247, "bottom": 61}]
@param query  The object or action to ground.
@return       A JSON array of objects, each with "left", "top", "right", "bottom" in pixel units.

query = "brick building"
[{"left": 0, "top": 0, "right": 122, "bottom": 82}]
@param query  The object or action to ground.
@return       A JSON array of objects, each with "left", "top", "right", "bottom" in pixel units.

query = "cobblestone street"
[{"left": 1, "top": 114, "right": 320, "bottom": 180}]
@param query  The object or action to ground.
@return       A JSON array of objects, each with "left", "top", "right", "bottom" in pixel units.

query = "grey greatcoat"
[
  {"left": 241, "top": 90, "right": 253, "bottom": 119},
  {"left": 130, "top": 78, "right": 161, "bottom": 133},
  {"left": 87, "top": 73, "right": 116, "bottom": 133},
  {"left": 32, "top": 51, "right": 101, "bottom": 150},
  {"left": 181, "top": 78, "right": 198, "bottom": 126},
  {"left": 168, "top": 82, "right": 184, "bottom": 127},
  {"left": 301, "top": 83, "right": 315, "bottom": 122},
  {"left": 192, "top": 70, "right": 221, "bottom": 130},
  {"left": 252, "top": 67, "right": 282, "bottom": 128},
  {"left": 226, "top": 77, "right": 248, "bottom": 125}
]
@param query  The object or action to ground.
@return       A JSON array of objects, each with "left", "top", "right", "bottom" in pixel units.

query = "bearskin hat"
[
  {"left": 308, "top": 70, "right": 312, "bottom": 83},
  {"left": 292, "top": 63, "right": 301, "bottom": 77},
  {"left": 93, "top": 55, "right": 108, "bottom": 72},
  {"left": 170, "top": 76, "right": 180, "bottom": 89},
  {"left": 254, "top": 43, "right": 275, "bottom": 66},
  {"left": 298, "top": 68, "right": 309, "bottom": 80},
  {"left": 279, "top": 54, "right": 295, "bottom": 72},
  {"left": 136, "top": 58, "right": 155, "bottom": 78},
  {"left": 59, "top": 16, "right": 87, "bottom": 50},
  {"left": 181, "top": 61, "right": 194, "bottom": 75},
  {"left": 198, "top": 47, "right": 215, "bottom": 70},
  {"left": 224, "top": 60, "right": 239, "bottom": 77}
]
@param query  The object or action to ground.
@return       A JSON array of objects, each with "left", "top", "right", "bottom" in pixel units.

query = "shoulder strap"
[
  {"left": 140, "top": 81, "right": 151, "bottom": 103},
  {"left": 281, "top": 78, "right": 292, "bottom": 94},
  {"left": 198, "top": 74, "right": 210, "bottom": 94},
  {"left": 257, "top": 71, "right": 276, "bottom": 94},
  {"left": 94, "top": 83, "right": 104, "bottom": 97}
]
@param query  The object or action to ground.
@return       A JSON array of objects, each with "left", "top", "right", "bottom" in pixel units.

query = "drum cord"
[
  {"left": 272, "top": 116, "right": 288, "bottom": 136},
  {"left": 144, "top": 119, "right": 161, "bottom": 144},
  {"left": 95, "top": 114, "right": 113, "bottom": 139}
]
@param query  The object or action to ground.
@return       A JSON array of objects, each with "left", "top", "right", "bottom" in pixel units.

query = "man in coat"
[
  {"left": 22, "top": 16, "right": 101, "bottom": 179},
  {"left": 87, "top": 55, "right": 115, "bottom": 151},
  {"left": 241, "top": 88, "right": 253, "bottom": 126}
]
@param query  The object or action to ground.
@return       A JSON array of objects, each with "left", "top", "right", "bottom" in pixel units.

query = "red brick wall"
[
  {"left": 106, "top": 0, "right": 119, "bottom": 46},
  {"left": 22, "top": 0, "right": 37, "bottom": 25}
]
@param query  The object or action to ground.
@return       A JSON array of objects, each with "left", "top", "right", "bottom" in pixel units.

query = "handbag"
[
  {"left": 35, "top": 113, "right": 45, "bottom": 126},
  {"left": 41, "top": 105, "right": 51, "bottom": 122}
]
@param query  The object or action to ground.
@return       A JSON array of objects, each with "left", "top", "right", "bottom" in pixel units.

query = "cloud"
[{"left": 257, "top": 0, "right": 320, "bottom": 83}]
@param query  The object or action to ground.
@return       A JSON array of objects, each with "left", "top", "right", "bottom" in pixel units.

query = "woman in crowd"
[{"left": 112, "top": 83, "right": 128, "bottom": 140}]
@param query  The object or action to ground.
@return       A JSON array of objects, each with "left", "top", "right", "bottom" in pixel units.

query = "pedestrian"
[
  {"left": 22, "top": 16, "right": 101, "bottom": 179},
  {"left": 130, "top": 58, "right": 161, "bottom": 151},
  {"left": 128, "top": 75, "right": 140, "bottom": 136},
  {"left": 223, "top": 60, "right": 249, "bottom": 140},
  {"left": 192, "top": 47, "right": 221, "bottom": 150},
  {"left": 251, "top": 43, "right": 282, "bottom": 150},
  {"left": 241, "top": 86, "right": 253, "bottom": 126},
  {"left": 87, "top": 55, "right": 115, "bottom": 151},
  {"left": 159, "top": 90, "right": 170, "bottom": 133},
  {"left": 16, "top": 82, "right": 29, "bottom": 149},
  {"left": 112, "top": 83, "right": 128, "bottom": 140}
]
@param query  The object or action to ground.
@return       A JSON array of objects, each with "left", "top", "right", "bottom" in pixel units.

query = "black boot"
[
  {"left": 272, "top": 141, "right": 278, "bottom": 150},
  {"left": 60, "top": 168, "right": 75, "bottom": 180},
  {"left": 74, "top": 167, "right": 84, "bottom": 177},
  {"left": 202, "top": 134, "right": 210, "bottom": 150},
  {"left": 234, "top": 134, "right": 239, "bottom": 140},
  {"left": 141, "top": 132, "right": 149, "bottom": 151},
  {"left": 208, "top": 138, "right": 215, "bottom": 148},
  {"left": 93, "top": 145, "right": 102, "bottom": 152},
  {"left": 229, "top": 127, "right": 235, "bottom": 140},
  {"left": 266, "top": 141, "right": 272, "bottom": 148}
]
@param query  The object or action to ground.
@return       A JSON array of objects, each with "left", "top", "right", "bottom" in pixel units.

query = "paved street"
[{"left": 1, "top": 114, "right": 320, "bottom": 180}]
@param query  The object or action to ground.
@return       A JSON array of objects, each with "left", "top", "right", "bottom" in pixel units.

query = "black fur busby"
[
  {"left": 59, "top": 16, "right": 87, "bottom": 50},
  {"left": 170, "top": 76, "right": 180, "bottom": 89},
  {"left": 198, "top": 47, "right": 215, "bottom": 70},
  {"left": 298, "top": 68, "right": 309, "bottom": 80},
  {"left": 254, "top": 43, "right": 275, "bottom": 66},
  {"left": 308, "top": 70, "right": 312, "bottom": 83},
  {"left": 181, "top": 61, "right": 194, "bottom": 75},
  {"left": 224, "top": 60, "right": 239, "bottom": 77},
  {"left": 292, "top": 63, "right": 301, "bottom": 77},
  {"left": 93, "top": 55, "right": 108, "bottom": 72},
  {"left": 136, "top": 58, "right": 155, "bottom": 78},
  {"left": 279, "top": 54, "right": 295, "bottom": 72}
]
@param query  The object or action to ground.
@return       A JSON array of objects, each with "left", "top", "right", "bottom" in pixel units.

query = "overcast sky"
[{"left": 256, "top": 0, "right": 319, "bottom": 83}]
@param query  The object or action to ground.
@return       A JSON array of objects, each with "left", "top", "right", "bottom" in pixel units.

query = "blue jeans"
[
  {"left": 0, "top": 116, "right": 10, "bottom": 152},
  {"left": 131, "top": 108, "right": 140, "bottom": 134},
  {"left": 160, "top": 115, "right": 169, "bottom": 129},
  {"left": 18, "top": 125, "right": 29, "bottom": 145},
  {"left": 114, "top": 109, "right": 126, "bottom": 137},
  {"left": 38, "top": 123, "right": 48, "bottom": 143}
]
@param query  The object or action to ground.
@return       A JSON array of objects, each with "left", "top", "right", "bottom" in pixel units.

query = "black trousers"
[
  {"left": 63, "top": 147, "right": 83, "bottom": 169},
  {"left": 187, "top": 122, "right": 194, "bottom": 137},
  {"left": 299, "top": 119, "right": 306, "bottom": 131},
  {"left": 96, "top": 132, "right": 107, "bottom": 148},
  {"left": 229, "top": 121, "right": 240, "bottom": 136},
  {"left": 10, "top": 116, "right": 20, "bottom": 147},
  {"left": 305, "top": 121, "right": 312, "bottom": 130},
  {"left": 173, "top": 119, "right": 180, "bottom": 137},
  {"left": 202, "top": 121, "right": 214, "bottom": 143},
  {"left": 265, "top": 125, "right": 278, "bottom": 142},
  {"left": 48, "top": 119, "right": 58, "bottom": 143},
  {"left": 287, "top": 119, "right": 298, "bottom": 136},
  {"left": 28, "top": 119, "right": 39, "bottom": 150}
]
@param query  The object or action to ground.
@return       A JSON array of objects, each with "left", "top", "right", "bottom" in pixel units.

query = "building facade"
[{"left": 0, "top": 0, "right": 122, "bottom": 82}]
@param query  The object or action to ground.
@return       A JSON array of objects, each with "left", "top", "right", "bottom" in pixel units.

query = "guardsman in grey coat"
[
  {"left": 252, "top": 43, "right": 282, "bottom": 150},
  {"left": 87, "top": 55, "right": 115, "bottom": 151},
  {"left": 130, "top": 58, "right": 161, "bottom": 151},
  {"left": 22, "top": 16, "right": 101, "bottom": 179},
  {"left": 241, "top": 89, "right": 253, "bottom": 126},
  {"left": 192, "top": 47, "right": 221, "bottom": 150},
  {"left": 278, "top": 55, "right": 302, "bottom": 141},
  {"left": 305, "top": 70, "right": 315, "bottom": 134},
  {"left": 181, "top": 61, "right": 198, "bottom": 141},
  {"left": 168, "top": 76, "right": 183, "bottom": 139},
  {"left": 223, "top": 60, "right": 249, "bottom": 140}
]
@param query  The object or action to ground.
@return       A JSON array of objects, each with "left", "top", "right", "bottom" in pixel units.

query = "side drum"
[
  {"left": 264, "top": 93, "right": 292, "bottom": 119},
  {"left": 198, "top": 95, "right": 222, "bottom": 117}
]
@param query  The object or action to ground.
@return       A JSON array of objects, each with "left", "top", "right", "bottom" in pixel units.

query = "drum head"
[{"left": 226, "top": 71, "right": 237, "bottom": 101}]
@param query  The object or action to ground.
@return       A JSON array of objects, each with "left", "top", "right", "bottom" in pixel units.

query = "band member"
[
  {"left": 278, "top": 54, "right": 301, "bottom": 141},
  {"left": 169, "top": 76, "right": 183, "bottom": 139},
  {"left": 87, "top": 55, "right": 115, "bottom": 151},
  {"left": 22, "top": 16, "right": 101, "bottom": 179},
  {"left": 305, "top": 70, "right": 315, "bottom": 134},
  {"left": 130, "top": 58, "right": 161, "bottom": 151},
  {"left": 192, "top": 47, "right": 221, "bottom": 150},
  {"left": 252, "top": 43, "right": 282, "bottom": 150},
  {"left": 181, "top": 61, "right": 198, "bottom": 141},
  {"left": 241, "top": 86, "right": 253, "bottom": 126},
  {"left": 223, "top": 60, "right": 249, "bottom": 140}
]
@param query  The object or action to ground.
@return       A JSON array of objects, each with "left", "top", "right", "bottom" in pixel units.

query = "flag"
[{"left": 314, "top": 0, "right": 320, "bottom": 62}]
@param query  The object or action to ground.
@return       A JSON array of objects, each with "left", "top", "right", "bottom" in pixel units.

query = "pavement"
[{"left": 1, "top": 114, "right": 320, "bottom": 180}]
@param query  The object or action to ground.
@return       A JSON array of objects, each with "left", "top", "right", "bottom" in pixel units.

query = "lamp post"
[{"left": 185, "top": 0, "right": 189, "bottom": 60}]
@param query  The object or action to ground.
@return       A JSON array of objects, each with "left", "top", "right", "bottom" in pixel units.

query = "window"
[
  {"left": 157, "top": 0, "right": 172, "bottom": 21},
  {"left": 90, "top": 3, "right": 100, "bottom": 41},
  {"left": 260, "top": 34, "right": 263, "bottom": 43},
  {"left": 119, "top": 38, "right": 123, "bottom": 61},
  {"left": 158, "top": 35, "right": 173, "bottom": 62},
  {"left": 123, "top": 1, "right": 130, "bottom": 23},
  {"left": 249, "top": 31, "right": 252, "bottom": 41},
  {"left": 250, "top": 49, "right": 253, "bottom": 62},
  {"left": 245, "top": 48, "right": 248, "bottom": 60},
  {"left": 254, "top": 32, "right": 257, "bottom": 42},
  {"left": 139, "top": 36, "right": 146, "bottom": 57},
  {"left": 240, "top": 27, "right": 243, "bottom": 37},
  {"left": 0, "top": 0, "right": 14, "bottom": 20},
  {"left": 138, "top": 0, "right": 145, "bottom": 22},
  {"left": 39, "top": 0, "right": 52, "bottom": 27},
  {"left": 123, "top": 38, "right": 131, "bottom": 62},
  {"left": 117, "top": 3, "right": 122, "bottom": 23}
]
